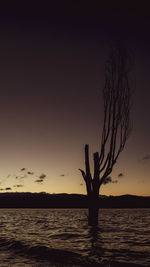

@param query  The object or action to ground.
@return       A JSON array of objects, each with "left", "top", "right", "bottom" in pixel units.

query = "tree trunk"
[
  {"left": 88, "top": 192, "right": 99, "bottom": 226},
  {"left": 88, "top": 206, "right": 99, "bottom": 226}
]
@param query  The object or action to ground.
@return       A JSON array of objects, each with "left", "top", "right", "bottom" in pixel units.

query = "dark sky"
[{"left": 0, "top": 3, "right": 150, "bottom": 195}]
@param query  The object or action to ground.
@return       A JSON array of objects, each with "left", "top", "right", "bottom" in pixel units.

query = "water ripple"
[{"left": 0, "top": 208, "right": 149, "bottom": 266}]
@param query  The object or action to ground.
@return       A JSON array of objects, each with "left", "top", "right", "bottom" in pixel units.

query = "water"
[{"left": 0, "top": 209, "right": 150, "bottom": 266}]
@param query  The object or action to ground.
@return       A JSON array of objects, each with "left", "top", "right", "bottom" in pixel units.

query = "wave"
[
  {"left": 0, "top": 237, "right": 88, "bottom": 266},
  {"left": 0, "top": 237, "right": 147, "bottom": 267},
  {"left": 49, "top": 232, "right": 80, "bottom": 240}
]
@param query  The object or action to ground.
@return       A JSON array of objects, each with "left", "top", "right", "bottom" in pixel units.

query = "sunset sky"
[{"left": 0, "top": 4, "right": 150, "bottom": 196}]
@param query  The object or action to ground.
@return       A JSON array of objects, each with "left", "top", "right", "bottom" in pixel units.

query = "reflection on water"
[{"left": 0, "top": 208, "right": 150, "bottom": 266}]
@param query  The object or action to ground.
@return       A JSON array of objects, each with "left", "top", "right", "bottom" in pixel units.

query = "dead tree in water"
[{"left": 79, "top": 43, "right": 133, "bottom": 226}]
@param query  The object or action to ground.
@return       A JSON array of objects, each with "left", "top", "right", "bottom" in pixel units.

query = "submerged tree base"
[{"left": 88, "top": 206, "right": 99, "bottom": 226}]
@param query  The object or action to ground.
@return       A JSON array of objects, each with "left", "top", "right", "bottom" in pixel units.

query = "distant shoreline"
[{"left": 0, "top": 193, "right": 150, "bottom": 209}]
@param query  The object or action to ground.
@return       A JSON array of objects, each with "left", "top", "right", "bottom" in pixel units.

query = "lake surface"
[{"left": 0, "top": 208, "right": 150, "bottom": 266}]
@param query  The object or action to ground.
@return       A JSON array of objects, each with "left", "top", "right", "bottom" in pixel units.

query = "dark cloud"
[
  {"left": 5, "top": 187, "right": 12, "bottom": 190},
  {"left": 142, "top": 155, "right": 150, "bottom": 161},
  {"left": 39, "top": 174, "right": 46, "bottom": 179},
  {"left": 35, "top": 174, "right": 47, "bottom": 184},
  {"left": 20, "top": 168, "right": 34, "bottom": 174},
  {"left": 20, "top": 168, "right": 26, "bottom": 171},
  {"left": 35, "top": 179, "right": 43, "bottom": 183},
  {"left": 118, "top": 173, "right": 124, "bottom": 178},
  {"left": 103, "top": 176, "right": 118, "bottom": 185},
  {"left": 112, "top": 180, "right": 118, "bottom": 184},
  {"left": 60, "top": 173, "right": 69, "bottom": 177},
  {"left": 27, "top": 171, "right": 34, "bottom": 175},
  {"left": 103, "top": 176, "right": 112, "bottom": 185},
  {"left": 14, "top": 185, "right": 23, "bottom": 187}
]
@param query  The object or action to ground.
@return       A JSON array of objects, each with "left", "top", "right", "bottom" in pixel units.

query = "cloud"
[
  {"left": 35, "top": 179, "right": 43, "bottom": 183},
  {"left": 5, "top": 187, "right": 12, "bottom": 191},
  {"left": 60, "top": 174, "right": 68, "bottom": 177},
  {"left": 20, "top": 168, "right": 26, "bottom": 171},
  {"left": 14, "top": 185, "right": 23, "bottom": 188},
  {"left": 0, "top": 188, "right": 4, "bottom": 191},
  {"left": 20, "top": 168, "right": 34, "bottom": 175},
  {"left": 142, "top": 155, "right": 150, "bottom": 161},
  {"left": 118, "top": 173, "right": 124, "bottom": 178},
  {"left": 103, "top": 176, "right": 118, "bottom": 185},
  {"left": 103, "top": 176, "right": 112, "bottom": 185},
  {"left": 112, "top": 180, "right": 118, "bottom": 183},
  {"left": 27, "top": 171, "right": 34, "bottom": 175},
  {"left": 35, "top": 174, "right": 46, "bottom": 184},
  {"left": 35, "top": 174, "right": 46, "bottom": 183},
  {"left": 39, "top": 174, "right": 46, "bottom": 179}
]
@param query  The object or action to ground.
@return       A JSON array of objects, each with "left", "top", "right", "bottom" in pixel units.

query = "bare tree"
[{"left": 79, "top": 42, "right": 133, "bottom": 226}]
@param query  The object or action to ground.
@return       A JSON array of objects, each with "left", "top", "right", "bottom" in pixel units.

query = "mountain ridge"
[{"left": 0, "top": 192, "right": 150, "bottom": 208}]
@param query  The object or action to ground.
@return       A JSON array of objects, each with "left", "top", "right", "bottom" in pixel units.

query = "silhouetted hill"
[{"left": 0, "top": 193, "right": 150, "bottom": 208}]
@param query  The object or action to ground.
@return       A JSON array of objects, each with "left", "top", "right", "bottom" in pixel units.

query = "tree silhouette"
[{"left": 79, "top": 42, "right": 133, "bottom": 226}]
